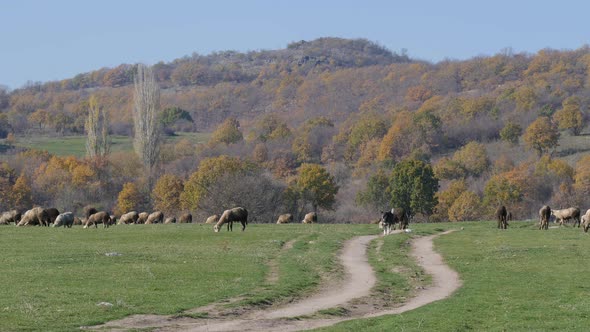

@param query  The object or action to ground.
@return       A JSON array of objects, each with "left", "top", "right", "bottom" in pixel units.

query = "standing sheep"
[
  {"left": 179, "top": 213, "right": 193, "bottom": 223},
  {"left": 496, "top": 205, "right": 508, "bottom": 229},
  {"left": 276, "top": 214, "right": 293, "bottom": 224},
  {"left": 214, "top": 207, "right": 248, "bottom": 232},
  {"left": 551, "top": 207, "right": 580, "bottom": 227},
  {"left": 539, "top": 205, "right": 551, "bottom": 230},
  {"left": 302, "top": 212, "right": 317, "bottom": 224},
  {"left": 84, "top": 211, "right": 112, "bottom": 228},
  {"left": 53, "top": 212, "right": 74, "bottom": 228},
  {"left": 17, "top": 207, "right": 50, "bottom": 226},
  {"left": 145, "top": 211, "right": 164, "bottom": 224}
]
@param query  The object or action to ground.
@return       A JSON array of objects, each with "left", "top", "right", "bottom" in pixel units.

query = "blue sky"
[{"left": 1, "top": 0, "right": 589, "bottom": 89}]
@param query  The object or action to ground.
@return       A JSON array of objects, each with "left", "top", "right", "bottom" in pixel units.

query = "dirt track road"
[{"left": 90, "top": 230, "right": 461, "bottom": 332}]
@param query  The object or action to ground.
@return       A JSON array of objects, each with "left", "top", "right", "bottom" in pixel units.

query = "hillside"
[{"left": 1, "top": 38, "right": 590, "bottom": 221}]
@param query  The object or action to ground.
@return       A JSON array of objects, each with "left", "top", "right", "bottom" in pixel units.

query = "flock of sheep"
[
  {"left": 495, "top": 205, "right": 590, "bottom": 232},
  {"left": 0, "top": 206, "right": 319, "bottom": 231}
]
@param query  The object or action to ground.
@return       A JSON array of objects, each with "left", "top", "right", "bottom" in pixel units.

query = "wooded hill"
[{"left": 1, "top": 37, "right": 590, "bottom": 223}]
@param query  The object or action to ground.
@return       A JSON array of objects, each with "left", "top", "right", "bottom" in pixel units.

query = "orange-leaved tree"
[{"left": 152, "top": 174, "right": 184, "bottom": 215}]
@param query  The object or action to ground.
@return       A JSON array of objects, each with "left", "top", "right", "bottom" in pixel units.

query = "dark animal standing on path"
[
  {"left": 539, "top": 205, "right": 551, "bottom": 230},
  {"left": 379, "top": 211, "right": 397, "bottom": 235},
  {"left": 394, "top": 207, "right": 409, "bottom": 230},
  {"left": 214, "top": 207, "right": 248, "bottom": 232},
  {"left": 496, "top": 205, "right": 508, "bottom": 229}
]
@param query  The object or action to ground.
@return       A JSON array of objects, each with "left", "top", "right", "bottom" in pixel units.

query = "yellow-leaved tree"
[
  {"left": 152, "top": 174, "right": 184, "bottom": 215},
  {"left": 115, "top": 182, "right": 143, "bottom": 215}
]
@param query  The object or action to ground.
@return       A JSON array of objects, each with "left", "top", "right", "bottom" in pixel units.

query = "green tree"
[
  {"left": 523, "top": 117, "right": 560, "bottom": 156},
  {"left": 152, "top": 174, "right": 184, "bottom": 215},
  {"left": 389, "top": 158, "right": 439, "bottom": 218},
  {"left": 553, "top": 97, "right": 584, "bottom": 135},
  {"left": 159, "top": 107, "right": 193, "bottom": 127},
  {"left": 500, "top": 122, "right": 523, "bottom": 145},
  {"left": 356, "top": 169, "right": 390, "bottom": 210},
  {"left": 293, "top": 163, "right": 339, "bottom": 212},
  {"left": 210, "top": 117, "right": 243, "bottom": 145}
]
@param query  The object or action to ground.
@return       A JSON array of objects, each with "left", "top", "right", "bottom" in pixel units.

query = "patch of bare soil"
[{"left": 85, "top": 230, "right": 461, "bottom": 332}]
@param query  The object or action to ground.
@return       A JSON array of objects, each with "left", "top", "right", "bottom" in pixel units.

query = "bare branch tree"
[
  {"left": 133, "top": 64, "right": 161, "bottom": 182},
  {"left": 85, "top": 95, "right": 110, "bottom": 158}
]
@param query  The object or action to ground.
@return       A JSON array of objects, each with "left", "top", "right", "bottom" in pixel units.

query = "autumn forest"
[{"left": 1, "top": 37, "right": 589, "bottom": 223}]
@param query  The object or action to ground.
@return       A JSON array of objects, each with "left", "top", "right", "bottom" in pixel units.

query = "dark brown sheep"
[
  {"left": 42, "top": 208, "right": 60, "bottom": 226},
  {"left": 179, "top": 213, "right": 193, "bottom": 223},
  {"left": 214, "top": 207, "right": 248, "bottom": 232},
  {"left": 84, "top": 211, "right": 112, "bottom": 228},
  {"left": 496, "top": 205, "right": 508, "bottom": 229},
  {"left": 539, "top": 205, "right": 551, "bottom": 230}
]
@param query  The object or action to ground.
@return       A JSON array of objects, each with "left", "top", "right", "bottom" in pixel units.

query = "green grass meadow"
[
  {"left": 11, "top": 132, "right": 210, "bottom": 157},
  {"left": 321, "top": 221, "right": 590, "bottom": 332},
  {"left": 3, "top": 222, "right": 590, "bottom": 331},
  {"left": 0, "top": 223, "right": 373, "bottom": 331}
]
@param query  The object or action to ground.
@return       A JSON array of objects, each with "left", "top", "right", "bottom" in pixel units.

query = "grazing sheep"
[
  {"left": 539, "top": 205, "right": 551, "bottom": 230},
  {"left": 276, "top": 214, "right": 293, "bottom": 224},
  {"left": 214, "top": 207, "right": 248, "bottom": 232},
  {"left": 17, "top": 207, "right": 50, "bottom": 226},
  {"left": 136, "top": 212, "right": 149, "bottom": 224},
  {"left": 551, "top": 207, "right": 580, "bottom": 227},
  {"left": 84, "top": 211, "right": 112, "bottom": 228},
  {"left": 44, "top": 208, "right": 60, "bottom": 225},
  {"left": 179, "top": 213, "right": 192, "bottom": 223},
  {"left": 118, "top": 211, "right": 139, "bottom": 225},
  {"left": 581, "top": 209, "right": 590, "bottom": 232},
  {"left": 164, "top": 217, "right": 176, "bottom": 224},
  {"left": 53, "top": 212, "right": 74, "bottom": 228},
  {"left": 496, "top": 205, "right": 508, "bottom": 229},
  {"left": 0, "top": 210, "right": 21, "bottom": 225},
  {"left": 302, "top": 212, "right": 317, "bottom": 224},
  {"left": 73, "top": 217, "right": 83, "bottom": 225},
  {"left": 205, "top": 214, "right": 219, "bottom": 224},
  {"left": 145, "top": 211, "right": 164, "bottom": 224}
]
